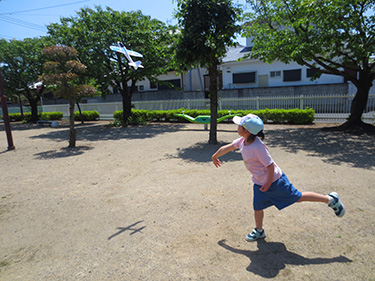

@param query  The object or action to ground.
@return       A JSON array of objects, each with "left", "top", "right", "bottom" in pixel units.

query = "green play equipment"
[{"left": 174, "top": 110, "right": 241, "bottom": 130}]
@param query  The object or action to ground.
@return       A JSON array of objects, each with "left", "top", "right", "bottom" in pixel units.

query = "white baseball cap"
[{"left": 233, "top": 114, "right": 264, "bottom": 135}]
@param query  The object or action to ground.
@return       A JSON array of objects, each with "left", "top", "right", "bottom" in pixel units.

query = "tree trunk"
[
  {"left": 76, "top": 101, "right": 84, "bottom": 124},
  {"left": 208, "top": 63, "right": 219, "bottom": 145},
  {"left": 68, "top": 99, "right": 76, "bottom": 147},
  {"left": 27, "top": 95, "right": 40, "bottom": 123},
  {"left": 121, "top": 90, "right": 132, "bottom": 125},
  {"left": 18, "top": 94, "right": 24, "bottom": 120},
  {"left": 120, "top": 80, "right": 136, "bottom": 125},
  {"left": 340, "top": 72, "right": 374, "bottom": 132}
]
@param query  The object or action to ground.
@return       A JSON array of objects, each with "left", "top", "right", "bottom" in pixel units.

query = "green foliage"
[
  {"left": 40, "top": 46, "right": 97, "bottom": 100},
  {"left": 111, "top": 110, "right": 147, "bottom": 126},
  {"left": 74, "top": 110, "right": 100, "bottom": 121},
  {"left": 5, "top": 112, "right": 63, "bottom": 122},
  {"left": 113, "top": 108, "right": 315, "bottom": 125},
  {"left": 39, "top": 112, "right": 64, "bottom": 121},
  {"left": 0, "top": 38, "right": 49, "bottom": 122},
  {"left": 0, "top": 38, "right": 47, "bottom": 95},
  {"left": 244, "top": 0, "right": 375, "bottom": 75},
  {"left": 47, "top": 6, "right": 177, "bottom": 125},
  {"left": 243, "top": 0, "right": 375, "bottom": 126},
  {"left": 174, "top": 0, "right": 242, "bottom": 69},
  {"left": 174, "top": 0, "right": 242, "bottom": 143}
]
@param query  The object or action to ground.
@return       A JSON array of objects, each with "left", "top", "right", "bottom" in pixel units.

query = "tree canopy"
[
  {"left": 244, "top": 0, "right": 375, "bottom": 131},
  {"left": 0, "top": 38, "right": 47, "bottom": 122},
  {"left": 175, "top": 0, "right": 242, "bottom": 144},
  {"left": 47, "top": 6, "right": 176, "bottom": 124},
  {"left": 41, "top": 45, "right": 96, "bottom": 147}
]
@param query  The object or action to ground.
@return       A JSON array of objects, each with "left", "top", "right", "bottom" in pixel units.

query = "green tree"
[
  {"left": 47, "top": 6, "right": 176, "bottom": 124},
  {"left": 244, "top": 0, "right": 375, "bottom": 132},
  {"left": 175, "top": 0, "right": 242, "bottom": 144},
  {"left": 0, "top": 38, "right": 47, "bottom": 122},
  {"left": 40, "top": 46, "right": 96, "bottom": 147}
]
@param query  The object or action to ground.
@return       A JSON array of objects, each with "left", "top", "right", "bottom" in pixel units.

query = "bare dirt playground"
[{"left": 0, "top": 121, "right": 374, "bottom": 280}]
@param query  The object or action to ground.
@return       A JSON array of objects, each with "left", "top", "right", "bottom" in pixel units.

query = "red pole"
[{"left": 0, "top": 70, "right": 15, "bottom": 151}]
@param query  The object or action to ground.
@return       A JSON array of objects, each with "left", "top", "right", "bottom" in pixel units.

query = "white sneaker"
[
  {"left": 246, "top": 228, "right": 266, "bottom": 242},
  {"left": 328, "top": 192, "right": 345, "bottom": 217}
]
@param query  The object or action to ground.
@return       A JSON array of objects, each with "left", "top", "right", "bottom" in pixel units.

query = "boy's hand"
[
  {"left": 260, "top": 184, "right": 271, "bottom": 192},
  {"left": 212, "top": 156, "right": 222, "bottom": 168}
]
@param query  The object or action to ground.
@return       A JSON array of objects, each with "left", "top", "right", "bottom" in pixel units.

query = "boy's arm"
[
  {"left": 260, "top": 163, "right": 275, "bottom": 192},
  {"left": 212, "top": 143, "right": 237, "bottom": 167}
]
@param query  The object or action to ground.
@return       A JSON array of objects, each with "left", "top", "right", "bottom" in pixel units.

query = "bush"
[
  {"left": 112, "top": 108, "right": 315, "bottom": 126},
  {"left": 4, "top": 112, "right": 63, "bottom": 122},
  {"left": 74, "top": 110, "right": 100, "bottom": 121},
  {"left": 39, "top": 112, "right": 63, "bottom": 121},
  {"left": 112, "top": 110, "right": 147, "bottom": 126}
]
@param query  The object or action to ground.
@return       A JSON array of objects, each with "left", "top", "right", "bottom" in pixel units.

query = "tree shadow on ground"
[
  {"left": 34, "top": 146, "right": 94, "bottom": 159},
  {"left": 172, "top": 125, "right": 375, "bottom": 169},
  {"left": 29, "top": 123, "right": 186, "bottom": 142},
  {"left": 0, "top": 122, "right": 38, "bottom": 131},
  {"left": 168, "top": 141, "right": 243, "bottom": 163},
  {"left": 218, "top": 239, "right": 352, "bottom": 278},
  {"left": 265, "top": 127, "right": 375, "bottom": 169}
]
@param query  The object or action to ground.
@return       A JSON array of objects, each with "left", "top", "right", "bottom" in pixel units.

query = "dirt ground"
[{"left": 0, "top": 121, "right": 374, "bottom": 281}]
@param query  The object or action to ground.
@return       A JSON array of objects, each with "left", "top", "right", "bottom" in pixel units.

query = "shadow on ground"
[
  {"left": 108, "top": 221, "right": 146, "bottom": 240},
  {"left": 173, "top": 126, "right": 375, "bottom": 169},
  {"left": 29, "top": 122, "right": 186, "bottom": 142},
  {"left": 265, "top": 127, "right": 375, "bottom": 169},
  {"left": 34, "top": 146, "right": 94, "bottom": 159},
  {"left": 170, "top": 141, "right": 243, "bottom": 163},
  {"left": 218, "top": 239, "right": 352, "bottom": 278}
]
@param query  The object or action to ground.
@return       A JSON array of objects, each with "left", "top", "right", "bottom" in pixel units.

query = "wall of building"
[{"left": 222, "top": 59, "right": 344, "bottom": 89}]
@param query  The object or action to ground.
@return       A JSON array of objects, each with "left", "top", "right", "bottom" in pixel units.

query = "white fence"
[{"left": 4, "top": 94, "right": 375, "bottom": 123}]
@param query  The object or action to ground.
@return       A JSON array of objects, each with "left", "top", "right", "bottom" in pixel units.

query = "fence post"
[
  {"left": 300, "top": 95, "right": 304, "bottom": 109},
  {"left": 256, "top": 96, "right": 260, "bottom": 110}
]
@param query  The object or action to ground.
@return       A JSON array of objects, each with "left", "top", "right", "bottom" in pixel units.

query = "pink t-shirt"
[{"left": 232, "top": 137, "right": 283, "bottom": 185}]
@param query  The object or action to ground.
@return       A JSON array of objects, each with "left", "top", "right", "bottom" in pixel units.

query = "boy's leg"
[
  {"left": 298, "top": 191, "right": 345, "bottom": 217},
  {"left": 246, "top": 210, "right": 266, "bottom": 242},
  {"left": 298, "top": 192, "right": 329, "bottom": 203},
  {"left": 254, "top": 210, "right": 264, "bottom": 230}
]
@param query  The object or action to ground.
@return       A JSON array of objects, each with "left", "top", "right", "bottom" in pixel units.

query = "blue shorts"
[{"left": 253, "top": 173, "right": 302, "bottom": 211}]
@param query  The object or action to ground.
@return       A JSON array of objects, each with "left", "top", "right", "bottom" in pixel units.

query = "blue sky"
[{"left": 0, "top": 0, "right": 247, "bottom": 45}]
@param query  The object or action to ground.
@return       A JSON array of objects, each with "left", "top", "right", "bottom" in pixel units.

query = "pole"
[{"left": 0, "top": 70, "right": 15, "bottom": 150}]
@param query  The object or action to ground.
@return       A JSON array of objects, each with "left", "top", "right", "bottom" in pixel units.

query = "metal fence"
[{"left": 3, "top": 94, "right": 375, "bottom": 123}]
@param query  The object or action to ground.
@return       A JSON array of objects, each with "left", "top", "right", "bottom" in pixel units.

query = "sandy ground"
[{"left": 0, "top": 121, "right": 374, "bottom": 281}]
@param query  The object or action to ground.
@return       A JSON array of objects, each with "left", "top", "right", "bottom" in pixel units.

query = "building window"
[
  {"left": 270, "top": 71, "right": 281, "bottom": 78},
  {"left": 158, "top": 79, "right": 181, "bottom": 90},
  {"left": 233, "top": 72, "right": 256, "bottom": 84},
  {"left": 306, "top": 68, "right": 320, "bottom": 78},
  {"left": 138, "top": 85, "right": 144, "bottom": 91},
  {"left": 283, "top": 69, "right": 301, "bottom": 82}
]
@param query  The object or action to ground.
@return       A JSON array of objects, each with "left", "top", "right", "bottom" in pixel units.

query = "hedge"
[
  {"left": 5, "top": 112, "right": 63, "bottom": 122},
  {"left": 113, "top": 108, "right": 315, "bottom": 125},
  {"left": 74, "top": 110, "right": 100, "bottom": 121}
]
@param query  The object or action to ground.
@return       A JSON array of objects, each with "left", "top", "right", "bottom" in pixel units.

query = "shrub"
[
  {"left": 112, "top": 108, "right": 315, "bottom": 126},
  {"left": 112, "top": 110, "right": 147, "bottom": 126},
  {"left": 74, "top": 110, "right": 99, "bottom": 121},
  {"left": 39, "top": 112, "right": 63, "bottom": 121},
  {"left": 4, "top": 112, "right": 63, "bottom": 122}
]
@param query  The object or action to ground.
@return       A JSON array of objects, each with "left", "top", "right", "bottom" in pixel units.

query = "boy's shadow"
[{"left": 218, "top": 239, "right": 352, "bottom": 278}]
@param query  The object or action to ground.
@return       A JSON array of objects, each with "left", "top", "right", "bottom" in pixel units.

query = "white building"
[{"left": 221, "top": 37, "right": 344, "bottom": 90}]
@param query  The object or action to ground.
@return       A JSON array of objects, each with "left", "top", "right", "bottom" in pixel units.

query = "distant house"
[
  {"left": 135, "top": 68, "right": 208, "bottom": 93},
  {"left": 220, "top": 38, "right": 344, "bottom": 90},
  {"left": 132, "top": 37, "right": 347, "bottom": 97}
]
